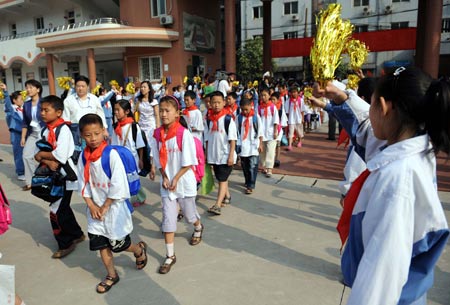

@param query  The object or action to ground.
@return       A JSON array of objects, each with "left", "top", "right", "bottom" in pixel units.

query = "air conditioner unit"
[
  {"left": 385, "top": 5, "right": 393, "bottom": 14},
  {"left": 291, "top": 15, "right": 299, "bottom": 22},
  {"left": 160, "top": 15, "right": 173, "bottom": 26},
  {"left": 362, "top": 6, "right": 371, "bottom": 16}
]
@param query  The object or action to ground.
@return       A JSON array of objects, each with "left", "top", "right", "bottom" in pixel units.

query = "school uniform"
[
  {"left": 258, "top": 104, "right": 279, "bottom": 169},
  {"left": 77, "top": 149, "right": 133, "bottom": 242},
  {"left": 136, "top": 98, "right": 159, "bottom": 141},
  {"left": 42, "top": 124, "right": 84, "bottom": 250},
  {"left": 285, "top": 96, "right": 305, "bottom": 139},
  {"left": 99, "top": 91, "right": 115, "bottom": 138},
  {"left": 4, "top": 91, "right": 24, "bottom": 176},
  {"left": 150, "top": 128, "right": 200, "bottom": 233},
  {"left": 183, "top": 108, "right": 204, "bottom": 142},
  {"left": 237, "top": 113, "right": 263, "bottom": 189}
]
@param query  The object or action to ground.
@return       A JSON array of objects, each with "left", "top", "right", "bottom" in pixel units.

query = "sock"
[
  {"left": 165, "top": 243, "right": 174, "bottom": 257},
  {"left": 194, "top": 224, "right": 202, "bottom": 231}
]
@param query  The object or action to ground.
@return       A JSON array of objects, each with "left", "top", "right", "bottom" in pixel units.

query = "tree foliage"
[{"left": 237, "top": 37, "right": 263, "bottom": 82}]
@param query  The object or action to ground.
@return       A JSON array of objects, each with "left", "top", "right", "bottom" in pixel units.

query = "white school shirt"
[
  {"left": 63, "top": 93, "right": 107, "bottom": 127},
  {"left": 40, "top": 124, "right": 78, "bottom": 191},
  {"left": 237, "top": 114, "right": 263, "bottom": 157},
  {"left": 183, "top": 109, "right": 204, "bottom": 142},
  {"left": 150, "top": 128, "right": 198, "bottom": 201},
  {"left": 77, "top": 150, "right": 133, "bottom": 240},
  {"left": 284, "top": 96, "right": 304, "bottom": 124},
  {"left": 258, "top": 105, "right": 279, "bottom": 141},
  {"left": 111, "top": 122, "right": 146, "bottom": 168},
  {"left": 136, "top": 99, "right": 158, "bottom": 134},
  {"left": 204, "top": 115, "right": 238, "bottom": 164}
]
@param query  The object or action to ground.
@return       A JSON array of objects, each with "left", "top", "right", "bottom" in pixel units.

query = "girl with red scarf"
[{"left": 151, "top": 95, "right": 204, "bottom": 274}]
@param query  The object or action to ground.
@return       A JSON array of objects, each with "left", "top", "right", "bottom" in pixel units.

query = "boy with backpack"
[
  {"left": 77, "top": 113, "right": 148, "bottom": 293},
  {"left": 182, "top": 90, "right": 204, "bottom": 142},
  {"left": 205, "top": 91, "right": 237, "bottom": 215},
  {"left": 237, "top": 98, "right": 263, "bottom": 194},
  {"left": 33, "top": 95, "right": 85, "bottom": 258}
]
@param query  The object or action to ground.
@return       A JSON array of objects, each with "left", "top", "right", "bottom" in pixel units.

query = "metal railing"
[{"left": 0, "top": 17, "right": 129, "bottom": 42}]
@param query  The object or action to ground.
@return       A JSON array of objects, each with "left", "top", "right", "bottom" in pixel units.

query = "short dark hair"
[
  {"left": 239, "top": 98, "right": 252, "bottom": 107},
  {"left": 357, "top": 77, "right": 376, "bottom": 104},
  {"left": 24, "top": 79, "right": 42, "bottom": 96},
  {"left": 75, "top": 75, "right": 90, "bottom": 86},
  {"left": 41, "top": 95, "right": 64, "bottom": 112},
  {"left": 79, "top": 113, "right": 103, "bottom": 132},
  {"left": 226, "top": 92, "right": 238, "bottom": 100},
  {"left": 271, "top": 92, "right": 280, "bottom": 99},
  {"left": 10, "top": 91, "right": 22, "bottom": 104},
  {"left": 209, "top": 91, "right": 224, "bottom": 100},
  {"left": 184, "top": 90, "right": 196, "bottom": 100}
]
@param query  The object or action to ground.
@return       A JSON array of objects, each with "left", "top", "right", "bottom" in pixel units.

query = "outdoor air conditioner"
[
  {"left": 292, "top": 14, "right": 299, "bottom": 22},
  {"left": 160, "top": 15, "right": 173, "bottom": 25},
  {"left": 385, "top": 5, "right": 393, "bottom": 14},
  {"left": 362, "top": 6, "right": 371, "bottom": 16}
]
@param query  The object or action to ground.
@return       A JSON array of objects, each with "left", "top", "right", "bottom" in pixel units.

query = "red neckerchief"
[
  {"left": 275, "top": 98, "right": 283, "bottom": 110},
  {"left": 182, "top": 105, "right": 198, "bottom": 118},
  {"left": 46, "top": 118, "right": 67, "bottom": 149},
  {"left": 82, "top": 141, "right": 108, "bottom": 196},
  {"left": 208, "top": 109, "right": 227, "bottom": 131},
  {"left": 242, "top": 109, "right": 255, "bottom": 140},
  {"left": 159, "top": 121, "right": 181, "bottom": 170},
  {"left": 259, "top": 101, "right": 273, "bottom": 118},
  {"left": 336, "top": 169, "right": 371, "bottom": 250},
  {"left": 289, "top": 96, "right": 301, "bottom": 112},
  {"left": 114, "top": 117, "right": 134, "bottom": 141},
  {"left": 337, "top": 129, "right": 350, "bottom": 149},
  {"left": 225, "top": 103, "right": 238, "bottom": 119}
]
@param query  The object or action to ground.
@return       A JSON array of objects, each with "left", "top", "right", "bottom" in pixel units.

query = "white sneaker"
[{"left": 17, "top": 175, "right": 26, "bottom": 181}]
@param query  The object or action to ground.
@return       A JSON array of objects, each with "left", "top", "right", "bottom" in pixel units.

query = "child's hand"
[
  {"left": 258, "top": 143, "right": 264, "bottom": 153},
  {"left": 20, "top": 137, "right": 26, "bottom": 147},
  {"left": 308, "top": 96, "right": 327, "bottom": 109},
  {"left": 313, "top": 82, "right": 348, "bottom": 104},
  {"left": 149, "top": 166, "right": 156, "bottom": 181},
  {"left": 89, "top": 204, "right": 102, "bottom": 220},
  {"left": 34, "top": 152, "right": 43, "bottom": 162},
  {"left": 0, "top": 83, "right": 6, "bottom": 91},
  {"left": 46, "top": 160, "right": 60, "bottom": 171},
  {"left": 99, "top": 205, "right": 110, "bottom": 219},
  {"left": 168, "top": 177, "right": 178, "bottom": 191},
  {"left": 227, "top": 156, "right": 233, "bottom": 166},
  {"left": 273, "top": 131, "right": 278, "bottom": 140},
  {"left": 138, "top": 159, "right": 144, "bottom": 170},
  {"left": 162, "top": 177, "right": 170, "bottom": 189}
]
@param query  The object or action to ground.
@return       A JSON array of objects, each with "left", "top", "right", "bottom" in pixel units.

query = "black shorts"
[
  {"left": 212, "top": 164, "right": 233, "bottom": 182},
  {"left": 88, "top": 233, "right": 131, "bottom": 253}
]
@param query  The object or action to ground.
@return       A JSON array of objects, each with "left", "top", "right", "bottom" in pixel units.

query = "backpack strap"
[
  {"left": 175, "top": 125, "right": 184, "bottom": 151},
  {"left": 224, "top": 114, "right": 232, "bottom": 136},
  {"left": 131, "top": 122, "right": 138, "bottom": 144},
  {"left": 100, "top": 146, "right": 114, "bottom": 179}
]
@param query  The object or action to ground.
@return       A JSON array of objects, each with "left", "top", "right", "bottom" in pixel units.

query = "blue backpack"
[{"left": 82, "top": 145, "right": 141, "bottom": 212}]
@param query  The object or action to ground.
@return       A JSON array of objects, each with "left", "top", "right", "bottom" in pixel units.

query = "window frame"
[
  {"left": 391, "top": 21, "right": 409, "bottom": 29},
  {"left": 139, "top": 56, "right": 163, "bottom": 82},
  {"left": 151, "top": 0, "right": 167, "bottom": 18},
  {"left": 253, "top": 6, "right": 263, "bottom": 19},
  {"left": 284, "top": 1, "right": 299, "bottom": 15},
  {"left": 283, "top": 31, "right": 298, "bottom": 39},
  {"left": 35, "top": 17, "right": 45, "bottom": 31},
  {"left": 39, "top": 67, "right": 48, "bottom": 85},
  {"left": 442, "top": 18, "right": 450, "bottom": 33},
  {"left": 353, "top": 0, "right": 369, "bottom": 7}
]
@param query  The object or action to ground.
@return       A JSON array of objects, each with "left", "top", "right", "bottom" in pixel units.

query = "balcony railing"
[{"left": 0, "top": 17, "right": 128, "bottom": 42}]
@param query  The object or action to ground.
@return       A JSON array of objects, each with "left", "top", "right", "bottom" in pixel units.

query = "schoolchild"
[
  {"left": 258, "top": 88, "right": 279, "bottom": 177},
  {"left": 284, "top": 84, "right": 305, "bottom": 150},
  {"left": 270, "top": 92, "right": 288, "bottom": 168},
  {"left": 182, "top": 90, "right": 204, "bottom": 142},
  {"left": 78, "top": 113, "right": 148, "bottom": 293},
  {"left": 204, "top": 91, "right": 237, "bottom": 215},
  {"left": 312, "top": 67, "right": 450, "bottom": 305},
  {"left": 237, "top": 98, "right": 263, "bottom": 194},
  {"left": 225, "top": 92, "right": 239, "bottom": 118},
  {"left": 21, "top": 79, "right": 44, "bottom": 190},
  {"left": 98, "top": 87, "right": 116, "bottom": 139},
  {"left": 33, "top": 95, "right": 85, "bottom": 259},
  {"left": 150, "top": 96, "right": 204, "bottom": 274},
  {"left": 111, "top": 99, "right": 150, "bottom": 206},
  {"left": 2, "top": 83, "right": 25, "bottom": 180}
]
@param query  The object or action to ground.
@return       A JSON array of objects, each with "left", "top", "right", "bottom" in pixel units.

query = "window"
[
  {"left": 284, "top": 1, "right": 298, "bottom": 15},
  {"left": 35, "top": 17, "right": 44, "bottom": 30},
  {"left": 391, "top": 21, "right": 409, "bottom": 29},
  {"left": 66, "top": 10, "right": 75, "bottom": 25},
  {"left": 139, "top": 56, "right": 162, "bottom": 81},
  {"left": 355, "top": 25, "right": 369, "bottom": 33},
  {"left": 392, "top": 0, "right": 409, "bottom": 2},
  {"left": 39, "top": 67, "right": 48, "bottom": 85},
  {"left": 67, "top": 62, "right": 80, "bottom": 79},
  {"left": 253, "top": 6, "right": 263, "bottom": 19},
  {"left": 151, "top": 0, "right": 166, "bottom": 17},
  {"left": 442, "top": 18, "right": 450, "bottom": 33},
  {"left": 10, "top": 24, "right": 16, "bottom": 36},
  {"left": 284, "top": 31, "right": 298, "bottom": 39},
  {"left": 353, "top": 0, "right": 369, "bottom": 6}
]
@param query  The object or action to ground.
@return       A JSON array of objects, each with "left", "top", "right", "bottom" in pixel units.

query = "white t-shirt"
[
  {"left": 217, "top": 79, "right": 231, "bottom": 97},
  {"left": 150, "top": 128, "right": 198, "bottom": 201},
  {"left": 111, "top": 122, "right": 146, "bottom": 168},
  {"left": 77, "top": 149, "right": 133, "bottom": 240},
  {"left": 237, "top": 114, "right": 263, "bottom": 157},
  {"left": 204, "top": 115, "right": 238, "bottom": 164},
  {"left": 258, "top": 105, "right": 280, "bottom": 141},
  {"left": 183, "top": 109, "right": 204, "bottom": 142},
  {"left": 284, "top": 96, "right": 305, "bottom": 124},
  {"left": 63, "top": 93, "right": 107, "bottom": 127},
  {"left": 136, "top": 99, "right": 159, "bottom": 137}
]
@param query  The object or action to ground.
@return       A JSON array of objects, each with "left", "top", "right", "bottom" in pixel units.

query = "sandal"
[
  {"left": 190, "top": 224, "right": 204, "bottom": 246},
  {"left": 222, "top": 196, "right": 231, "bottom": 205},
  {"left": 96, "top": 273, "right": 120, "bottom": 293},
  {"left": 207, "top": 205, "right": 221, "bottom": 215},
  {"left": 177, "top": 212, "right": 184, "bottom": 222},
  {"left": 159, "top": 255, "right": 177, "bottom": 274},
  {"left": 245, "top": 188, "right": 253, "bottom": 195},
  {"left": 266, "top": 170, "right": 272, "bottom": 178},
  {"left": 134, "top": 241, "right": 148, "bottom": 270}
]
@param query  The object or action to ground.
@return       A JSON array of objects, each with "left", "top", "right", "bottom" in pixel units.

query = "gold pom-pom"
[
  {"left": 310, "top": 3, "right": 353, "bottom": 87},
  {"left": 20, "top": 90, "right": 28, "bottom": 100},
  {"left": 346, "top": 39, "right": 369, "bottom": 71},
  {"left": 346, "top": 74, "right": 361, "bottom": 90},
  {"left": 162, "top": 77, "right": 167, "bottom": 86},
  {"left": 109, "top": 80, "right": 119, "bottom": 89},
  {"left": 232, "top": 81, "right": 240, "bottom": 87},
  {"left": 193, "top": 76, "right": 202, "bottom": 84},
  {"left": 56, "top": 76, "right": 72, "bottom": 90},
  {"left": 252, "top": 80, "right": 259, "bottom": 88},
  {"left": 91, "top": 84, "right": 101, "bottom": 95},
  {"left": 183, "top": 76, "right": 188, "bottom": 84},
  {"left": 247, "top": 81, "right": 253, "bottom": 89},
  {"left": 125, "top": 82, "right": 135, "bottom": 94},
  {"left": 0, "top": 90, "right": 4, "bottom": 100}
]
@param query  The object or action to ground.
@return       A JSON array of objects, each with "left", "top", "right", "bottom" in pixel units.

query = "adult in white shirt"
[{"left": 217, "top": 72, "right": 235, "bottom": 97}]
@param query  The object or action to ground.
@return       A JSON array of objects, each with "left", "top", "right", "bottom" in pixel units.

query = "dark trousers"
[
  {"left": 10, "top": 131, "right": 24, "bottom": 176},
  {"left": 241, "top": 155, "right": 259, "bottom": 189},
  {"left": 50, "top": 190, "right": 84, "bottom": 250},
  {"left": 328, "top": 114, "right": 337, "bottom": 140}
]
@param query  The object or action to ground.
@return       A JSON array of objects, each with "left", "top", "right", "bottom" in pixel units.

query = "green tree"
[{"left": 237, "top": 37, "right": 263, "bottom": 82}]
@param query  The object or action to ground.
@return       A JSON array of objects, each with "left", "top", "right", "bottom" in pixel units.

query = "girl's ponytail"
[{"left": 424, "top": 78, "right": 450, "bottom": 155}]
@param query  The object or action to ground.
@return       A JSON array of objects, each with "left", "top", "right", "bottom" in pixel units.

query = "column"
[
  {"left": 415, "top": 0, "right": 443, "bottom": 78},
  {"left": 262, "top": 0, "right": 273, "bottom": 72},
  {"left": 225, "top": 0, "right": 236, "bottom": 73},
  {"left": 46, "top": 54, "right": 56, "bottom": 95},
  {"left": 87, "top": 48, "right": 96, "bottom": 90}
]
